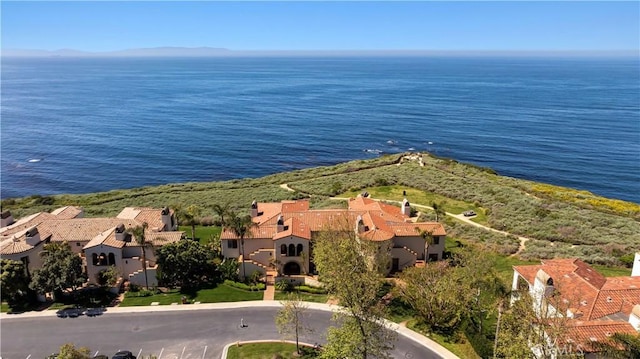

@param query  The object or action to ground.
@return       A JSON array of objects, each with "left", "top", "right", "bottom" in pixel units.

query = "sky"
[{"left": 2, "top": 1, "right": 639, "bottom": 52}]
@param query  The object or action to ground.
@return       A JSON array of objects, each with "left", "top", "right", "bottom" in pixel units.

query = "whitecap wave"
[{"left": 28, "top": 158, "right": 42, "bottom": 163}]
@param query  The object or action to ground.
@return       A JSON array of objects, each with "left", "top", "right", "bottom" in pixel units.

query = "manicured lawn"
[
  {"left": 593, "top": 265, "right": 631, "bottom": 277},
  {"left": 179, "top": 225, "right": 221, "bottom": 245},
  {"left": 1, "top": 302, "right": 8, "bottom": 313},
  {"left": 407, "top": 320, "right": 481, "bottom": 359},
  {"left": 226, "top": 342, "right": 319, "bottom": 359},
  {"left": 120, "top": 284, "right": 262, "bottom": 306},
  {"left": 341, "top": 185, "right": 488, "bottom": 224},
  {"left": 274, "top": 291, "right": 328, "bottom": 303}
]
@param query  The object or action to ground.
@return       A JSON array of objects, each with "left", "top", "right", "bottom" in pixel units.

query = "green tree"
[
  {"left": 30, "top": 242, "right": 85, "bottom": 300},
  {"left": 156, "top": 240, "right": 215, "bottom": 288},
  {"left": 228, "top": 212, "right": 255, "bottom": 280},
  {"left": 212, "top": 202, "right": 230, "bottom": 227},
  {"left": 126, "top": 222, "right": 151, "bottom": 289},
  {"left": 276, "top": 293, "right": 313, "bottom": 355},
  {"left": 219, "top": 257, "right": 239, "bottom": 281},
  {"left": 432, "top": 201, "right": 446, "bottom": 222},
  {"left": 97, "top": 265, "right": 120, "bottom": 287},
  {"left": 591, "top": 332, "right": 640, "bottom": 359},
  {"left": 0, "top": 259, "right": 30, "bottom": 306},
  {"left": 177, "top": 204, "right": 201, "bottom": 240},
  {"left": 313, "top": 225, "right": 396, "bottom": 359},
  {"left": 57, "top": 343, "right": 91, "bottom": 359}
]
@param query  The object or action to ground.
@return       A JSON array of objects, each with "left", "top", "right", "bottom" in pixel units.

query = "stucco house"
[
  {"left": 221, "top": 196, "right": 446, "bottom": 281},
  {"left": 512, "top": 255, "right": 640, "bottom": 357},
  {"left": 0, "top": 206, "right": 183, "bottom": 288}
]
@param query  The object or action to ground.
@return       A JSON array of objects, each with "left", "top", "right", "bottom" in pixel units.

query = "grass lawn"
[
  {"left": 407, "top": 320, "right": 481, "bottom": 359},
  {"left": 593, "top": 265, "right": 632, "bottom": 277},
  {"left": 120, "top": 284, "right": 263, "bottom": 306},
  {"left": 226, "top": 342, "right": 319, "bottom": 359},
  {"left": 1, "top": 302, "right": 8, "bottom": 313},
  {"left": 274, "top": 291, "right": 328, "bottom": 303},
  {"left": 341, "top": 185, "right": 488, "bottom": 224},
  {"left": 179, "top": 225, "right": 221, "bottom": 245}
]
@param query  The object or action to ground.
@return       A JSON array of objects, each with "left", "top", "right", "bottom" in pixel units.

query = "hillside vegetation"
[{"left": 3, "top": 153, "right": 639, "bottom": 265}]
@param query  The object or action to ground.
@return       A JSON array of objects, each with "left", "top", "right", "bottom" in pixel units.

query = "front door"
[{"left": 392, "top": 258, "right": 399, "bottom": 273}]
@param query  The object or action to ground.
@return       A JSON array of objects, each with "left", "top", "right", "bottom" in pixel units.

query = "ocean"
[{"left": 1, "top": 56, "right": 639, "bottom": 203}]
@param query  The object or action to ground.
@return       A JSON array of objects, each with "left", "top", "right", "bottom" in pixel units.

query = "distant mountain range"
[{"left": 2, "top": 47, "right": 638, "bottom": 58}]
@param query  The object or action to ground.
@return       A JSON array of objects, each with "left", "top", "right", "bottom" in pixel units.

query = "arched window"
[
  {"left": 288, "top": 244, "right": 295, "bottom": 257},
  {"left": 547, "top": 277, "right": 554, "bottom": 286},
  {"left": 296, "top": 244, "right": 303, "bottom": 256},
  {"left": 108, "top": 253, "right": 116, "bottom": 266},
  {"left": 98, "top": 253, "right": 108, "bottom": 266},
  {"left": 281, "top": 244, "right": 287, "bottom": 255},
  {"left": 92, "top": 253, "right": 99, "bottom": 265}
]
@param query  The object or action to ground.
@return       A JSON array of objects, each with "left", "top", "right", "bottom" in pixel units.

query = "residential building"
[
  {"left": 221, "top": 197, "right": 446, "bottom": 280},
  {"left": 512, "top": 257, "right": 640, "bottom": 357},
  {"left": 0, "top": 206, "right": 183, "bottom": 288}
]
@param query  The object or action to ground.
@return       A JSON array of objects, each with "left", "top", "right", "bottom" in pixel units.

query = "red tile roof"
[{"left": 563, "top": 321, "right": 638, "bottom": 352}]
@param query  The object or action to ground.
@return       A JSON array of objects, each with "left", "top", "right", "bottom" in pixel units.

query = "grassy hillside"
[{"left": 3, "top": 152, "right": 639, "bottom": 265}]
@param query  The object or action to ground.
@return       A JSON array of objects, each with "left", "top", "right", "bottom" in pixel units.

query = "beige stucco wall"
[
  {"left": 250, "top": 249, "right": 274, "bottom": 268},
  {"left": 274, "top": 235, "right": 309, "bottom": 275},
  {"left": 2, "top": 246, "right": 45, "bottom": 276},
  {"left": 222, "top": 239, "right": 240, "bottom": 258},
  {"left": 391, "top": 247, "right": 417, "bottom": 270},
  {"left": 84, "top": 245, "right": 124, "bottom": 284},
  {"left": 68, "top": 241, "right": 90, "bottom": 255},
  {"left": 240, "top": 261, "right": 265, "bottom": 280},
  {"left": 426, "top": 236, "right": 445, "bottom": 261}
]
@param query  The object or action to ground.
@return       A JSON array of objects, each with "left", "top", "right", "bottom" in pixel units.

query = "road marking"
[
  {"left": 201, "top": 346, "right": 207, "bottom": 359},
  {"left": 137, "top": 349, "right": 142, "bottom": 359},
  {"left": 158, "top": 347, "right": 164, "bottom": 359},
  {"left": 25, "top": 355, "right": 31, "bottom": 359},
  {"left": 179, "top": 346, "right": 186, "bottom": 359},
  {"left": 94, "top": 351, "right": 99, "bottom": 357}
]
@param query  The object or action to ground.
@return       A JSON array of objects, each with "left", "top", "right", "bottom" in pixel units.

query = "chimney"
[
  {"left": 251, "top": 200, "right": 258, "bottom": 218},
  {"left": 1, "top": 210, "right": 14, "bottom": 228},
  {"left": 401, "top": 198, "right": 411, "bottom": 216},
  {"left": 632, "top": 252, "right": 640, "bottom": 277},
  {"left": 25, "top": 227, "right": 41, "bottom": 246},
  {"left": 160, "top": 206, "right": 172, "bottom": 231},
  {"left": 115, "top": 224, "right": 126, "bottom": 241},
  {"left": 276, "top": 215, "right": 284, "bottom": 232}
]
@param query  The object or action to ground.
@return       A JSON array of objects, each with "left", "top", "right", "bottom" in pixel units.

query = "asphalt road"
[{"left": 1, "top": 307, "right": 445, "bottom": 359}]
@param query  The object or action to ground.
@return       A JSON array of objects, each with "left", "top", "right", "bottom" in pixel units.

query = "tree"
[
  {"left": 591, "top": 332, "right": 640, "bottom": 359},
  {"left": 57, "top": 343, "right": 90, "bottom": 359},
  {"left": 0, "top": 259, "right": 30, "bottom": 306},
  {"left": 30, "top": 242, "right": 85, "bottom": 300},
  {"left": 228, "top": 212, "right": 255, "bottom": 280},
  {"left": 156, "top": 240, "right": 216, "bottom": 288},
  {"left": 126, "top": 222, "right": 151, "bottom": 289},
  {"left": 176, "top": 204, "right": 201, "bottom": 240},
  {"left": 313, "top": 225, "right": 396, "bottom": 359},
  {"left": 212, "top": 202, "right": 230, "bottom": 227},
  {"left": 432, "top": 201, "right": 446, "bottom": 222},
  {"left": 276, "top": 293, "right": 313, "bottom": 355},
  {"left": 219, "top": 257, "right": 239, "bottom": 281},
  {"left": 97, "top": 265, "right": 120, "bottom": 287}
]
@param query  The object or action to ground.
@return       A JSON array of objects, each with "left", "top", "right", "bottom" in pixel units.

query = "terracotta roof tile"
[
  {"left": 563, "top": 321, "right": 638, "bottom": 352},
  {"left": 50, "top": 206, "right": 83, "bottom": 219}
]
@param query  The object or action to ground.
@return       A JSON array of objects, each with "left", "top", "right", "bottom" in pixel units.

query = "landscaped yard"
[
  {"left": 225, "top": 342, "right": 319, "bottom": 359},
  {"left": 120, "top": 284, "right": 263, "bottom": 306},
  {"left": 274, "top": 291, "right": 328, "bottom": 303},
  {"left": 179, "top": 225, "right": 221, "bottom": 245}
]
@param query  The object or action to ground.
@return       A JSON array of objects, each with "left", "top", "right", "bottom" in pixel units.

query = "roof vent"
[
  {"left": 606, "top": 297, "right": 613, "bottom": 303},
  {"left": 581, "top": 300, "right": 588, "bottom": 306}
]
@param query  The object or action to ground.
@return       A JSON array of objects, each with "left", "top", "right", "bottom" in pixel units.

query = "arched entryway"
[{"left": 283, "top": 261, "right": 301, "bottom": 275}]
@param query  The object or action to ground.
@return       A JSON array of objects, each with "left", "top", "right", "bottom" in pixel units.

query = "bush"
[
  {"left": 275, "top": 280, "right": 294, "bottom": 292},
  {"left": 224, "top": 279, "right": 265, "bottom": 291},
  {"left": 294, "top": 285, "right": 327, "bottom": 294}
]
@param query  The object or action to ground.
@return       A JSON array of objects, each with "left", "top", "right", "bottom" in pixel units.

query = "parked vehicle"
[
  {"left": 86, "top": 307, "right": 106, "bottom": 317},
  {"left": 112, "top": 350, "right": 136, "bottom": 359},
  {"left": 56, "top": 307, "right": 84, "bottom": 318},
  {"left": 463, "top": 210, "right": 477, "bottom": 217}
]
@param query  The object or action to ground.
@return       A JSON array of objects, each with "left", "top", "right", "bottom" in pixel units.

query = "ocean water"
[{"left": 1, "top": 56, "right": 639, "bottom": 203}]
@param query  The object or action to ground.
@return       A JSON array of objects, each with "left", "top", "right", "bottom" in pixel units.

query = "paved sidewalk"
[{"left": 263, "top": 283, "right": 275, "bottom": 300}]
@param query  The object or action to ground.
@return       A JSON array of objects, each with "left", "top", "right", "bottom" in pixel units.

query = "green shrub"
[
  {"left": 224, "top": 280, "right": 265, "bottom": 291},
  {"left": 275, "top": 280, "right": 294, "bottom": 292},
  {"left": 294, "top": 285, "right": 327, "bottom": 294}
]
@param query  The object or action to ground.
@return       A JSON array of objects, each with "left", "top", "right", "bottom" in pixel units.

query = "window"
[
  {"left": 281, "top": 244, "right": 287, "bottom": 255},
  {"left": 108, "top": 253, "right": 116, "bottom": 266},
  {"left": 433, "top": 237, "right": 440, "bottom": 245},
  {"left": 296, "top": 244, "right": 303, "bottom": 256},
  {"left": 288, "top": 244, "right": 295, "bottom": 257},
  {"left": 428, "top": 253, "right": 439, "bottom": 262},
  {"left": 92, "top": 253, "right": 99, "bottom": 265},
  {"left": 98, "top": 253, "right": 108, "bottom": 266},
  {"left": 76, "top": 242, "right": 81, "bottom": 246},
  {"left": 227, "top": 240, "right": 238, "bottom": 249}
]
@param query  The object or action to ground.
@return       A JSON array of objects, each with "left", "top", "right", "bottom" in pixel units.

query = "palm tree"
[
  {"left": 228, "top": 212, "right": 255, "bottom": 280},
  {"left": 212, "top": 203, "right": 230, "bottom": 227},
  {"left": 432, "top": 202, "right": 445, "bottom": 222},
  {"left": 176, "top": 205, "right": 201, "bottom": 240},
  {"left": 417, "top": 227, "right": 435, "bottom": 262},
  {"left": 127, "top": 222, "right": 150, "bottom": 289}
]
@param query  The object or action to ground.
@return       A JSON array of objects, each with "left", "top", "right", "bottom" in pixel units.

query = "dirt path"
[{"left": 279, "top": 183, "right": 295, "bottom": 192}]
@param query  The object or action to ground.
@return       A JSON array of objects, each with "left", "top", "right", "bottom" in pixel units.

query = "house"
[
  {"left": 512, "top": 255, "right": 640, "bottom": 357},
  {"left": 221, "top": 197, "right": 446, "bottom": 280},
  {"left": 0, "top": 206, "right": 183, "bottom": 288}
]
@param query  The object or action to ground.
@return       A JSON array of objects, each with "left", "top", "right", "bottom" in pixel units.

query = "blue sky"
[{"left": 2, "top": 1, "right": 639, "bottom": 52}]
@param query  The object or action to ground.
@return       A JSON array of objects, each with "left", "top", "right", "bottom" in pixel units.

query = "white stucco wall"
[
  {"left": 274, "top": 236, "right": 309, "bottom": 275},
  {"left": 632, "top": 252, "right": 640, "bottom": 277},
  {"left": 84, "top": 245, "right": 124, "bottom": 284},
  {"left": 391, "top": 247, "right": 416, "bottom": 270}
]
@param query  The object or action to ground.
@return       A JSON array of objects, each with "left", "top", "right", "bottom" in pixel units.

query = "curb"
[{"left": 220, "top": 339, "right": 317, "bottom": 359}]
